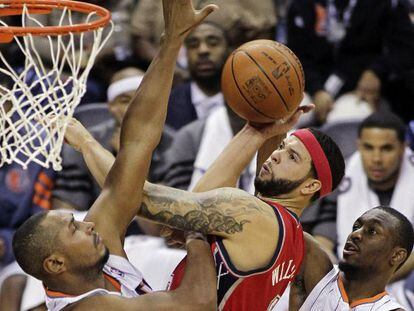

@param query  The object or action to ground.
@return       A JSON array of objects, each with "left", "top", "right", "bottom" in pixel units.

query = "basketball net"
[{"left": 0, "top": 2, "right": 112, "bottom": 170}]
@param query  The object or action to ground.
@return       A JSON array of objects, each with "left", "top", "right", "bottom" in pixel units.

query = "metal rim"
[{"left": 0, "top": 0, "right": 111, "bottom": 43}]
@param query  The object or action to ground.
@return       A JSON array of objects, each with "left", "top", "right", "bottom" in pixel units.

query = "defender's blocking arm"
[{"left": 83, "top": 0, "right": 218, "bottom": 256}]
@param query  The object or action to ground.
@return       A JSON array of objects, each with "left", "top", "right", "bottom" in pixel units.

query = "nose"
[
  {"left": 371, "top": 149, "right": 382, "bottom": 164},
  {"left": 198, "top": 41, "right": 210, "bottom": 55},
  {"left": 350, "top": 227, "right": 363, "bottom": 242},
  {"left": 270, "top": 150, "right": 281, "bottom": 164}
]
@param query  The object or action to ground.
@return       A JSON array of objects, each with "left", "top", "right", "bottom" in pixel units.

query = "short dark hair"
[
  {"left": 308, "top": 128, "right": 345, "bottom": 200},
  {"left": 374, "top": 206, "right": 414, "bottom": 259},
  {"left": 358, "top": 112, "right": 407, "bottom": 142},
  {"left": 12, "top": 211, "right": 59, "bottom": 280}
]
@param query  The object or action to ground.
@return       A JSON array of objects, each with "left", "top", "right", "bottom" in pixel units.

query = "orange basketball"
[{"left": 221, "top": 40, "right": 305, "bottom": 123}]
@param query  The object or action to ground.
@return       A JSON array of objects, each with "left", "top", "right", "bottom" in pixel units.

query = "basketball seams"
[
  {"left": 241, "top": 51, "right": 290, "bottom": 112},
  {"left": 271, "top": 42, "right": 305, "bottom": 93},
  {"left": 230, "top": 52, "right": 275, "bottom": 120}
]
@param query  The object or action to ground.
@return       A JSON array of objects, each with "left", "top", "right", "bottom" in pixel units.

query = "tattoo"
[
  {"left": 140, "top": 202, "right": 250, "bottom": 235},
  {"left": 140, "top": 184, "right": 273, "bottom": 235}
]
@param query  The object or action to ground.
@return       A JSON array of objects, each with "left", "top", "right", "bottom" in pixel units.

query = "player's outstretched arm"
[
  {"left": 192, "top": 105, "right": 313, "bottom": 192},
  {"left": 84, "top": 0, "right": 218, "bottom": 257},
  {"left": 70, "top": 236, "right": 216, "bottom": 311}
]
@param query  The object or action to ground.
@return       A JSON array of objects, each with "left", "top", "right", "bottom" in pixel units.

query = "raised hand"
[
  {"left": 162, "top": 0, "right": 218, "bottom": 43},
  {"left": 64, "top": 118, "right": 95, "bottom": 152},
  {"left": 247, "top": 103, "right": 315, "bottom": 140}
]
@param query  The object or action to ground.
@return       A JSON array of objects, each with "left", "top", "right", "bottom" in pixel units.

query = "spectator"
[
  {"left": 287, "top": 0, "right": 414, "bottom": 124},
  {"left": 131, "top": 0, "right": 277, "bottom": 67},
  {"left": 166, "top": 21, "right": 230, "bottom": 130},
  {"left": 53, "top": 67, "right": 173, "bottom": 212},
  {"left": 0, "top": 162, "right": 54, "bottom": 311}
]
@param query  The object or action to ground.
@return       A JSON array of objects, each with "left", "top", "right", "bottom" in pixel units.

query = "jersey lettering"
[{"left": 272, "top": 259, "right": 296, "bottom": 286}]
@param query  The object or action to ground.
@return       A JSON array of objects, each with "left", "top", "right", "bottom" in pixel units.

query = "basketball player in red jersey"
[{"left": 65, "top": 99, "right": 345, "bottom": 310}]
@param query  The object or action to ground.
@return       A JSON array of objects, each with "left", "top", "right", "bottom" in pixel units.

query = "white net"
[{"left": 0, "top": 4, "right": 112, "bottom": 170}]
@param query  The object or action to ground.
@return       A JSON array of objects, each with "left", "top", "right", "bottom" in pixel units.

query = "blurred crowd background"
[{"left": 0, "top": 0, "right": 413, "bottom": 310}]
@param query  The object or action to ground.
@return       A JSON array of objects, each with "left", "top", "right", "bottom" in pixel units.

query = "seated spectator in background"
[
  {"left": 53, "top": 67, "right": 173, "bottom": 212},
  {"left": 162, "top": 105, "right": 254, "bottom": 192},
  {"left": 287, "top": 0, "right": 414, "bottom": 124},
  {"left": 166, "top": 21, "right": 229, "bottom": 130},
  {"left": 290, "top": 207, "right": 412, "bottom": 311},
  {"left": 0, "top": 163, "right": 54, "bottom": 311},
  {"left": 131, "top": 0, "right": 277, "bottom": 68}
]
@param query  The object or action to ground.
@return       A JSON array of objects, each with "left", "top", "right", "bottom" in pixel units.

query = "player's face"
[
  {"left": 47, "top": 211, "right": 109, "bottom": 273},
  {"left": 185, "top": 23, "right": 228, "bottom": 80},
  {"left": 108, "top": 90, "right": 136, "bottom": 125},
  {"left": 256, "top": 136, "right": 314, "bottom": 196},
  {"left": 340, "top": 209, "right": 396, "bottom": 274},
  {"left": 358, "top": 128, "right": 404, "bottom": 186}
]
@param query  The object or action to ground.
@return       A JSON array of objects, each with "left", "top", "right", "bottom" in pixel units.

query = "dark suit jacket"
[
  {"left": 287, "top": 0, "right": 414, "bottom": 96},
  {"left": 166, "top": 82, "right": 198, "bottom": 131}
]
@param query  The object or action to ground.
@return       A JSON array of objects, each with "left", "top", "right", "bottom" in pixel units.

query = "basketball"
[{"left": 221, "top": 40, "right": 305, "bottom": 123}]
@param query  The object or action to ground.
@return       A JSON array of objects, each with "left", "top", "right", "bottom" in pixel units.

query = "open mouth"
[{"left": 343, "top": 241, "right": 359, "bottom": 256}]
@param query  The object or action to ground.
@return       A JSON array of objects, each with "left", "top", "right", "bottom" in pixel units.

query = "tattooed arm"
[{"left": 140, "top": 182, "right": 280, "bottom": 271}]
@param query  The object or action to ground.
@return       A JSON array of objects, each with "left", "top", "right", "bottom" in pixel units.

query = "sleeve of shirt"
[
  {"left": 161, "top": 121, "right": 204, "bottom": 190},
  {"left": 311, "top": 191, "right": 339, "bottom": 243},
  {"left": 52, "top": 143, "right": 95, "bottom": 211}
]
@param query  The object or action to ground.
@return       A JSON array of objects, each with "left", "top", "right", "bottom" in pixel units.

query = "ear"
[
  {"left": 43, "top": 254, "right": 66, "bottom": 275},
  {"left": 390, "top": 248, "right": 408, "bottom": 268},
  {"left": 300, "top": 178, "right": 322, "bottom": 196}
]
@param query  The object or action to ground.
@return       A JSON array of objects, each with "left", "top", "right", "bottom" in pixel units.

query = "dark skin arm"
[
  {"left": 69, "top": 238, "right": 216, "bottom": 311},
  {"left": 289, "top": 233, "right": 333, "bottom": 310},
  {"left": 79, "top": 0, "right": 217, "bottom": 258}
]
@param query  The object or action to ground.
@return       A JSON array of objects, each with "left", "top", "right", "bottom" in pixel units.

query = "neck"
[
  {"left": 258, "top": 194, "right": 307, "bottom": 217},
  {"left": 339, "top": 270, "right": 389, "bottom": 304},
  {"left": 45, "top": 271, "right": 106, "bottom": 296},
  {"left": 194, "top": 77, "right": 221, "bottom": 96}
]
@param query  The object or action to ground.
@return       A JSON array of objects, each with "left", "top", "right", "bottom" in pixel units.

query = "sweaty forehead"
[{"left": 284, "top": 136, "right": 312, "bottom": 162}]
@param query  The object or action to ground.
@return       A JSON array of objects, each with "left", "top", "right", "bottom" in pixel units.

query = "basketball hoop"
[{"left": 0, "top": 0, "right": 113, "bottom": 170}]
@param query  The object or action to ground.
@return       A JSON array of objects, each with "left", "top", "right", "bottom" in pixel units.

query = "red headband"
[{"left": 291, "top": 129, "right": 332, "bottom": 197}]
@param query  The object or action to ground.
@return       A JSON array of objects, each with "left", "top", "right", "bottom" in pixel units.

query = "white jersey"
[
  {"left": 300, "top": 266, "right": 405, "bottom": 311},
  {"left": 45, "top": 255, "right": 152, "bottom": 311}
]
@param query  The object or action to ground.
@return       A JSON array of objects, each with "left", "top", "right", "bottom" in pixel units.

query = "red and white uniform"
[
  {"left": 45, "top": 255, "right": 152, "bottom": 311},
  {"left": 169, "top": 200, "right": 305, "bottom": 311},
  {"left": 300, "top": 266, "right": 404, "bottom": 311}
]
